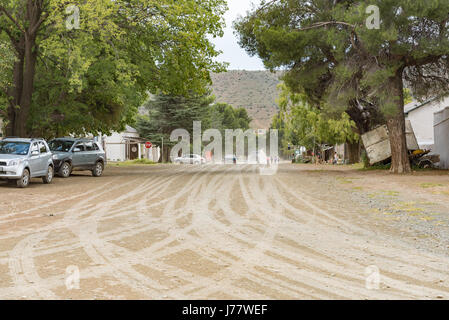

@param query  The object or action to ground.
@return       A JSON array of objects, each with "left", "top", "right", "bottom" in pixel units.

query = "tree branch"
[
  {"left": 406, "top": 55, "right": 443, "bottom": 67},
  {"left": 0, "top": 5, "right": 25, "bottom": 33},
  {"left": 30, "top": 11, "right": 49, "bottom": 35},
  {"left": 297, "top": 21, "right": 356, "bottom": 31}
]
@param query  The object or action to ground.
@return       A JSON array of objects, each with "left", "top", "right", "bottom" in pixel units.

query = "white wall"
[
  {"left": 406, "top": 96, "right": 449, "bottom": 148},
  {"left": 102, "top": 127, "right": 140, "bottom": 162},
  {"left": 434, "top": 107, "right": 449, "bottom": 169}
]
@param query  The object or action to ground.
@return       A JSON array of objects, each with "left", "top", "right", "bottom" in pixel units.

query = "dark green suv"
[{"left": 49, "top": 138, "right": 106, "bottom": 178}]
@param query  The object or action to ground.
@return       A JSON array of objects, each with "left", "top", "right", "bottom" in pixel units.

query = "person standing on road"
[{"left": 333, "top": 152, "right": 339, "bottom": 165}]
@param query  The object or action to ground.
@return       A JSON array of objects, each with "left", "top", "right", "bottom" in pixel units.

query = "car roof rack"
[{"left": 55, "top": 137, "right": 91, "bottom": 141}]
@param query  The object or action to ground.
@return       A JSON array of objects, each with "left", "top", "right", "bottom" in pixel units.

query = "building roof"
[
  {"left": 125, "top": 125, "right": 138, "bottom": 134},
  {"left": 404, "top": 93, "right": 449, "bottom": 115}
]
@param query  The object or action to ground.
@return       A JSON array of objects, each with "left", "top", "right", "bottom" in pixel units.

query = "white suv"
[{"left": 0, "top": 138, "right": 54, "bottom": 188}]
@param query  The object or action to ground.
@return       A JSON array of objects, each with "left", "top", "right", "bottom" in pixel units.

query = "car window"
[
  {"left": 0, "top": 141, "right": 30, "bottom": 155},
  {"left": 39, "top": 142, "right": 48, "bottom": 153},
  {"left": 74, "top": 143, "right": 85, "bottom": 151},
  {"left": 31, "top": 143, "right": 39, "bottom": 154},
  {"left": 93, "top": 143, "right": 100, "bottom": 151},
  {"left": 49, "top": 140, "right": 74, "bottom": 152},
  {"left": 85, "top": 142, "right": 95, "bottom": 151}
]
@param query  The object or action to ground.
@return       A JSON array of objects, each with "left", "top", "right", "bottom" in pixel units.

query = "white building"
[
  {"left": 434, "top": 107, "right": 449, "bottom": 169},
  {"left": 100, "top": 125, "right": 160, "bottom": 162},
  {"left": 404, "top": 95, "right": 449, "bottom": 150}
]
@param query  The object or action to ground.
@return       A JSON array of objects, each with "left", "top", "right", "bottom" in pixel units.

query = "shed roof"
[{"left": 404, "top": 93, "right": 449, "bottom": 115}]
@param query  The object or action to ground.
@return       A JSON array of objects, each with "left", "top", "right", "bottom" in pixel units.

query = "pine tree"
[{"left": 235, "top": 0, "right": 449, "bottom": 173}]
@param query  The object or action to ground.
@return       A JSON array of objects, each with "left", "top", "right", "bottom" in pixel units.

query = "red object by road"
[{"left": 145, "top": 142, "right": 153, "bottom": 149}]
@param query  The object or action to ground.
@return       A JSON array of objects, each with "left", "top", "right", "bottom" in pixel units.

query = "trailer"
[{"left": 361, "top": 120, "right": 434, "bottom": 167}]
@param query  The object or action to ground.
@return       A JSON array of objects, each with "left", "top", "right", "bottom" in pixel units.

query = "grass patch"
[
  {"left": 411, "top": 165, "right": 436, "bottom": 172},
  {"left": 383, "top": 190, "right": 400, "bottom": 197},
  {"left": 432, "top": 190, "right": 449, "bottom": 196},
  {"left": 420, "top": 183, "right": 444, "bottom": 189},
  {"left": 351, "top": 163, "right": 364, "bottom": 170},
  {"left": 358, "top": 163, "right": 391, "bottom": 171},
  {"left": 393, "top": 202, "right": 424, "bottom": 214},
  {"left": 111, "top": 159, "right": 158, "bottom": 166},
  {"left": 418, "top": 201, "right": 436, "bottom": 206},
  {"left": 336, "top": 177, "right": 353, "bottom": 184}
]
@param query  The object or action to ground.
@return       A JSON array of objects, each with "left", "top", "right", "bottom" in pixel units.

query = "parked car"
[
  {"left": 174, "top": 154, "right": 205, "bottom": 165},
  {"left": 49, "top": 138, "right": 106, "bottom": 178},
  {"left": 0, "top": 138, "right": 54, "bottom": 188}
]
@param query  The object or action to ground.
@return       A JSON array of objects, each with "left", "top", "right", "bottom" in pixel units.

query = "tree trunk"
[
  {"left": 4, "top": 0, "right": 43, "bottom": 137},
  {"left": 346, "top": 141, "right": 360, "bottom": 164},
  {"left": 387, "top": 72, "right": 411, "bottom": 174},
  {"left": 165, "top": 147, "right": 172, "bottom": 163},
  {"left": 5, "top": 47, "right": 25, "bottom": 137},
  {"left": 159, "top": 146, "right": 170, "bottom": 163},
  {"left": 14, "top": 34, "right": 37, "bottom": 137}
]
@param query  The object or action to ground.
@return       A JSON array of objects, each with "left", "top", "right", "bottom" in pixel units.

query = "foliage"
[
  {"left": 235, "top": 0, "right": 449, "bottom": 173},
  {"left": 209, "top": 102, "right": 252, "bottom": 132},
  {"left": 272, "top": 84, "right": 358, "bottom": 153},
  {"left": 234, "top": 0, "right": 449, "bottom": 112},
  {"left": 136, "top": 93, "right": 214, "bottom": 149},
  {"left": 403, "top": 88, "right": 413, "bottom": 106},
  {"left": 0, "top": 39, "right": 14, "bottom": 116},
  {"left": 136, "top": 94, "right": 252, "bottom": 154},
  {"left": 112, "top": 159, "right": 158, "bottom": 166},
  {"left": 0, "top": 0, "right": 227, "bottom": 136}
]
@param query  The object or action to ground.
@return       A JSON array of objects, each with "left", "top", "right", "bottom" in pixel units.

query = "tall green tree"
[
  {"left": 136, "top": 95, "right": 252, "bottom": 162},
  {"left": 210, "top": 102, "right": 252, "bottom": 132},
  {"left": 235, "top": 0, "right": 449, "bottom": 173},
  {"left": 273, "top": 83, "right": 358, "bottom": 156},
  {"left": 0, "top": 39, "right": 14, "bottom": 124},
  {"left": 0, "top": 0, "right": 227, "bottom": 137},
  {"left": 136, "top": 93, "right": 214, "bottom": 162}
]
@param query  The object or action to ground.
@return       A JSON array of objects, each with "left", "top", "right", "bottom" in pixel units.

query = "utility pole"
[
  {"left": 313, "top": 127, "right": 316, "bottom": 165},
  {"left": 161, "top": 137, "right": 164, "bottom": 163}
]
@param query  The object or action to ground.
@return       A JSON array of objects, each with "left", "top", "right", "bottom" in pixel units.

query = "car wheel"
[
  {"left": 42, "top": 166, "right": 54, "bottom": 184},
  {"left": 59, "top": 162, "right": 71, "bottom": 178},
  {"left": 92, "top": 161, "right": 104, "bottom": 177},
  {"left": 16, "top": 169, "right": 30, "bottom": 188}
]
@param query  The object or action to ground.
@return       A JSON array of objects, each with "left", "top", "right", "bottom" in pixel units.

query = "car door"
[
  {"left": 38, "top": 142, "right": 51, "bottom": 173},
  {"left": 84, "top": 141, "right": 98, "bottom": 166},
  {"left": 28, "top": 142, "right": 41, "bottom": 177},
  {"left": 72, "top": 142, "right": 86, "bottom": 167}
]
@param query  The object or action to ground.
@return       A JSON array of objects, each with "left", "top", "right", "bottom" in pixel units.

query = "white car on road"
[{"left": 174, "top": 154, "right": 206, "bottom": 165}]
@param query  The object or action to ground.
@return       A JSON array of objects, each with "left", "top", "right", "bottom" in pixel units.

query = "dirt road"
[{"left": 0, "top": 164, "right": 448, "bottom": 299}]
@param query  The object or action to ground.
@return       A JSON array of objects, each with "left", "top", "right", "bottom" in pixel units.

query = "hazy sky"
[{"left": 211, "top": 0, "right": 265, "bottom": 71}]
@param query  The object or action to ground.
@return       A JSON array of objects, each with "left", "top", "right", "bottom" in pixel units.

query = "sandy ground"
[{"left": 0, "top": 163, "right": 448, "bottom": 300}]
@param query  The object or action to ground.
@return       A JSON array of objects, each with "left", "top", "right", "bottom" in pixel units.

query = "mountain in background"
[{"left": 210, "top": 70, "right": 282, "bottom": 129}]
